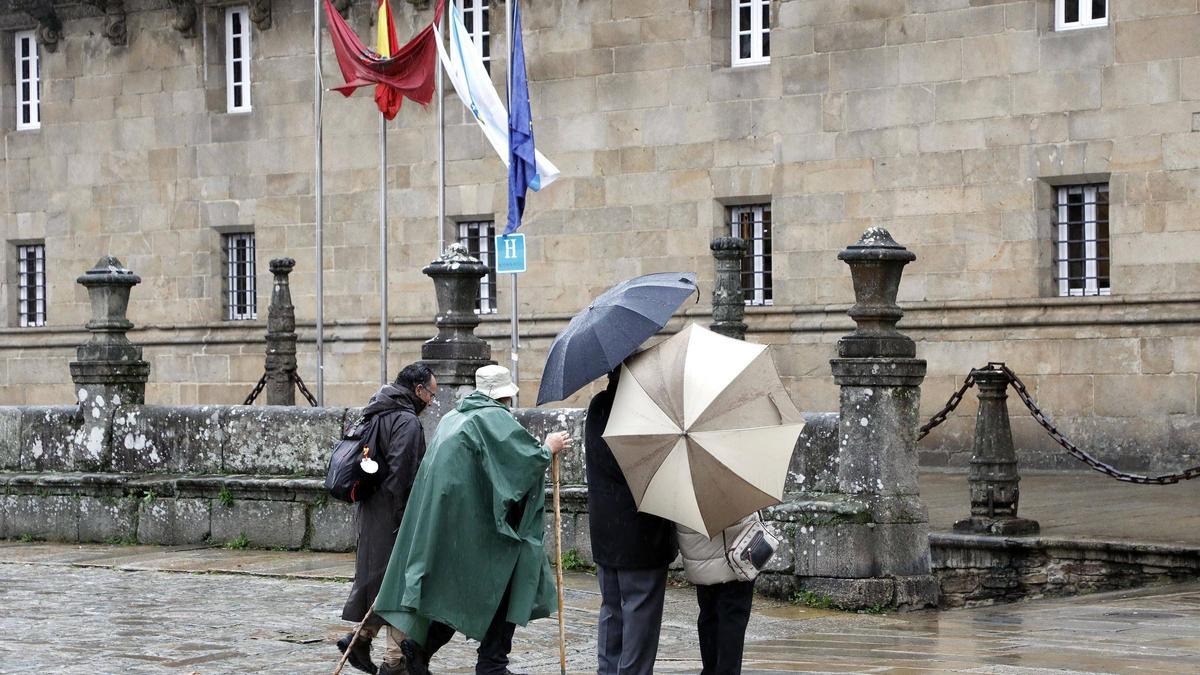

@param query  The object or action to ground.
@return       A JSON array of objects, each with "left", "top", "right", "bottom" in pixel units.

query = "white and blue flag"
[{"left": 435, "top": 2, "right": 559, "bottom": 202}]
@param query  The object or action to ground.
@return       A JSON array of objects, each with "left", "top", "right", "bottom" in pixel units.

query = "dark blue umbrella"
[{"left": 537, "top": 272, "right": 698, "bottom": 406}]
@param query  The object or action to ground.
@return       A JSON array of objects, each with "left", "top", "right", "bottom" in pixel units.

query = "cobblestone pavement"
[{"left": 3, "top": 542, "right": 1200, "bottom": 673}]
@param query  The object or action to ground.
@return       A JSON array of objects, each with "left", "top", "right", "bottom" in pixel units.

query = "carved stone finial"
[
  {"left": 421, "top": 244, "right": 493, "bottom": 386},
  {"left": 836, "top": 227, "right": 917, "bottom": 359},
  {"left": 265, "top": 258, "right": 298, "bottom": 406},
  {"left": 171, "top": 0, "right": 198, "bottom": 38},
  {"left": 709, "top": 236, "right": 748, "bottom": 341},
  {"left": 18, "top": 1, "right": 63, "bottom": 53},
  {"left": 249, "top": 0, "right": 272, "bottom": 30}
]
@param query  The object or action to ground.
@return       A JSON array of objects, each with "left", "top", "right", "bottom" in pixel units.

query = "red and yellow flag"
[{"left": 374, "top": 0, "right": 403, "bottom": 119}]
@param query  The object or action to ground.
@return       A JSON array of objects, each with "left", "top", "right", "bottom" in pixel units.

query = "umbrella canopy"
[
  {"left": 602, "top": 323, "right": 805, "bottom": 537},
  {"left": 536, "top": 272, "right": 697, "bottom": 406}
]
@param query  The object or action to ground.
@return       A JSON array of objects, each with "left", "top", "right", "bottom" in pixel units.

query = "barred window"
[
  {"left": 225, "top": 6, "right": 252, "bottom": 113},
  {"left": 461, "top": 0, "right": 491, "bottom": 72},
  {"left": 459, "top": 220, "right": 498, "bottom": 314},
  {"left": 1054, "top": 184, "right": 1110, "bottom": 297},
  {"left": 222, "top": 233, "right": 257, "bottom": 320},
  {"left": 15, "top": 30, "right": 39, "bottom": 130},
  {"left": 730, "top": 204, "right": 773, "bottom": 306},
  {"left": 16, "top": 243, "right": 46, "bottom": 327},
  {"left": 1056, "top": 0, "right": 1107, "bottom": 31},
  {"left": 732, "top": 0, "right": 770, "bottom": 67}
]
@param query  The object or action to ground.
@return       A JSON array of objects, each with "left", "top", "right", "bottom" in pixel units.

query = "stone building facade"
[{"left": 0, "top": 0, "right": 1198, "bottom": 471}]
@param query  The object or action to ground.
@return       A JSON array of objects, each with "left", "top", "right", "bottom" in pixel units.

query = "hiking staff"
[
  {"left": 553, "top": 451, "right": 567, "bottom": 675},
  {"left": 333, "top": 601, "right": 374, "bottom": 675}
]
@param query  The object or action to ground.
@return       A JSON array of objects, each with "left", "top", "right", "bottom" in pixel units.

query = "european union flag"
[{"left": 505, "top": 0, "right": 535, "bottom": 235}]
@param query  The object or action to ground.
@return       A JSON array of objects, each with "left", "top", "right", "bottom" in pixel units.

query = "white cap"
[{"left": 475, "top": 364, "right": 520, "bottom": 400}]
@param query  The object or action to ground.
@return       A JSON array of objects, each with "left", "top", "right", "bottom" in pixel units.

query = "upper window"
[
  {"left": 14, "top": 30, "right": 40, "bottom": 130},
  {"left": 459, "top": 220, "right": 498, "bottom": 314},
  {"left": 1056, "top": 0, "right": 1107, "bottom": 31},
  {"left": 225, "top": 6, "right": 252, "bottom": 113},
  {"left": 1054, "top": 184, "right": 1110, "bottom": 297},
  {"left": 222, "top": 232, "right": 257, "bottom": 320},
  {"left": 462, "top": 0, "right": 491, "bottom": 72},
  {"left": 16, "top": 243, "right": 46, "bottom": 327},
  {"left": 732, "top": 0, "right": 770, "bottom": 67},
  {"left": 730, "top": 204, "right": 773, "bottom": 306}
]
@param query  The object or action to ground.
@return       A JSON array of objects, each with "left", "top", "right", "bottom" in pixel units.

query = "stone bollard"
[
  {"left": 953, "top": 368, "right": 1040, "bottom": 535},
  {"left": 709, "top": 236, "right": 748, "bottom": 340},
  {"left": 264, "top": 258, "right": 298, "bottom": 406},
  {"left": 792, "top": 228, "right": 938, "bottom": 610},
  {"left": 420, "top": 243, "right": 496, "bottom": 439},
  {"left": 69, "top": 256, "right": 150, "bottom": 470}
]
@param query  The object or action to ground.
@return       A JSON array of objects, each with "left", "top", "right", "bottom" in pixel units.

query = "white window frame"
[
  {"left": 730, "top": 204, "right": 773, "bottom": 307},
  {"left": 461, "top": 0, "right": 491, "bottom": 71},
  {"left": 458, "top": 220, "right": 498, "bottom": 314},
  {"left": 16, "top": 243, "right": 46, "bottom": 327},
  {"left": 1055, "top": 184, "right": 1110, "bottom": 298},
  {"left": 732, "top": 0, "right": 770, "bottom": 68},
  {"left": 1055, "top": 0, "right": 1108, "bottom": 31},
  {"left": 14, "top": 30, "right": 40, "bottom": 130},
  {"left": 225, "top": 6, "right": 252, "bottom": 113},
  {"left": 222, "top": 232, "right": 257, "bottom": 320}
]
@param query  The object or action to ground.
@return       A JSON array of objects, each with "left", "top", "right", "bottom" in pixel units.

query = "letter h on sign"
[{"left": 495, "top": 233, "right": 527, "bottom": 274}]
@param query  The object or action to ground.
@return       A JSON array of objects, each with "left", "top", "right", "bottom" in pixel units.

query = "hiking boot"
[
  {"left": 336, "top": 632, "right": 378, "bottom": 675},
  {"left": 377, "top": 664, "right": 404, "bottom": 675},
  {"left": 400, "top": 639, "right": 429, "bottom": 675}
]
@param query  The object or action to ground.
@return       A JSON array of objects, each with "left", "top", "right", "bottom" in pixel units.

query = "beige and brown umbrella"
[{"left": 602, "top": 322, "right": 805, "bottom": 537}]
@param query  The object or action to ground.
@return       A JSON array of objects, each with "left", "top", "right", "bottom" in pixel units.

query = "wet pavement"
[{"left": 2, "top": 541, "right": 1200, "bottom": 673}]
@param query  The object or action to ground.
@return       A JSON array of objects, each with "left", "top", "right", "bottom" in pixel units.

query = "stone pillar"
[
  {"left": 264, "top": 258, "right": 297, "bottom": 406},
  {"left": 420, "top": 244, "right": 496, "bottom": 436},
  {"left": 798, "top": 228, "right": 938, "bottom": 610},
  {"left": 954, "top": 369, "right": 1040, "bottom": 535},
  {"left": 709, "top": 236, "right": 748, "bottom": 340},
  {"left": 69, "top": 257, "right": 150, "bottom": 470}
]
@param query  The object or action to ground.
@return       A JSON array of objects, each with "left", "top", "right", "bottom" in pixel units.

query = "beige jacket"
[{"left": 676, "top": 515, "right": 757, "bottom": 586}]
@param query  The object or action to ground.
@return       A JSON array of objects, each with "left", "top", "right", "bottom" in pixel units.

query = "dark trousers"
[
  {"left": 695, "top": 580, "right": 754, "bottom": 675},
  {"left": 425, "top": 585, "right": 518, "bottom": 675},
  {"left": 596, "top": 565, "right": 669, "bottom": 675}
]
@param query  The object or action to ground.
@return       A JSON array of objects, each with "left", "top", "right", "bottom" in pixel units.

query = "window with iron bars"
[
  {"left": 222, "top": 233, "right": 257, "bottom": 320},
  {"left": 461, "top": 0, "right": 491, "bottom": 72},
  {"left": 1054, "top": 183, "right": 1110, "bottom": 297},
  {"left": 730, "top": 204, "right": 773, "bottom": 306},
  {"left": 458, "top": 220, "right": 498, "bottom": 314},
  {"left": 16, "top": 243, "right": 46, "bottom": 327}
]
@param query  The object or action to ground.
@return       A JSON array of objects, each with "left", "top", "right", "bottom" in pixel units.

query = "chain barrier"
[
  {"left": 919, "top": 362, "right": 1200, "bottom": 485},
  {"left": 242, "top": 371, "right": 318, "bottom": 407}
]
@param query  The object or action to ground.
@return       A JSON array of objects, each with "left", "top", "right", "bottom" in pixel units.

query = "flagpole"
[
  {"left": 437, "top": 5, "right": 446, "bottom": 255},
  {"left": 313, "top": 0, "right": 325, "bottom": 405},
  {"left": 380, "top": 112, "right": 389, "bottom": 385},
  {"left": 506, "top": 0, "right": 520, "bottom": 406}
]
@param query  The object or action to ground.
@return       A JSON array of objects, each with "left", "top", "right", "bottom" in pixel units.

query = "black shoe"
[
  {"left": 336, "top": 632, "right": 378, "bottom": 675},
  {"left": 400, "top": 639, "right": 429, "bottom": 675},
  {"left": 378, "top": 664, "right": 404, "bottom": 675}
]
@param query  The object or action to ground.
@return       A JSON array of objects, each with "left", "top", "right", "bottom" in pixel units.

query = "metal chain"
[
  {"left": 242, "top": 373, "right": 268, "bottom": 406},
  {"left": 292, "top": 372, "right": 319, "bottom": 407},
  {"left": 918, "top": 362, "right": 1200, "bottom": 485},
  {"left": 915, "top": 371, "right": 977, "bottom": 441}
]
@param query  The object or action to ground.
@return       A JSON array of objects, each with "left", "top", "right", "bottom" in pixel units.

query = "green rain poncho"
[{"left": 374, "top": 392, "right": 557, "bottom": 643}]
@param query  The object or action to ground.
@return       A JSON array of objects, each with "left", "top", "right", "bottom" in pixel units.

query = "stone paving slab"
[{"left": 3, "top": 543, "right": 1200, "bottom": 673}]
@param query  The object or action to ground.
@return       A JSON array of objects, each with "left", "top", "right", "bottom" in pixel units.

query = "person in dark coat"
[
  {"left": 586, "top": 368, "right": 678, "bottom": 675},
  {"left": 338, "top": 362, "right": 438, "bottom": 675}
]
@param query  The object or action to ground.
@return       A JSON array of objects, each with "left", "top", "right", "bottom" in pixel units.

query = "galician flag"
[{"left": 434, "top": 1, "right": 559, "bottom": 219}]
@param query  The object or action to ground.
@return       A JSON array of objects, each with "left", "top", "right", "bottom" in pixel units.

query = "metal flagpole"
[
  {"left": 506, "top": 0, "right": 519, "bottom": 406},
  {"left": 437, "top": 5, "right": 446, "bottom": 254},
  {"left": 380, "top": 114, "right": 389, "bottom": 384},
  {"left": 313, "top": 0, "right": 325, "bottom": 405}
]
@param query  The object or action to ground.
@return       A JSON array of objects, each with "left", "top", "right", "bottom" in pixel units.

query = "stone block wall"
[{"left": 0, "top": 0, "right": 1199, "bottom": 474}]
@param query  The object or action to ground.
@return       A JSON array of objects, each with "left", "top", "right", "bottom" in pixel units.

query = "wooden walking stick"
[
  {"left": 332, "top": 601, "right": 375, "bottom": 675},
  {"left": 552, "top": 451, "right": 567, "bottom": 675}
]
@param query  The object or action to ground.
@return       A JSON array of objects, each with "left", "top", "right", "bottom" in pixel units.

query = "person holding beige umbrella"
[{"left": 603, "top": 323, "right": 804, "bottom": 675}]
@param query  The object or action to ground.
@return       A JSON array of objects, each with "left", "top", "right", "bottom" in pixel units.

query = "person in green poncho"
[{"left": 372, "top": 364, "right": 573, "bottom": 675}]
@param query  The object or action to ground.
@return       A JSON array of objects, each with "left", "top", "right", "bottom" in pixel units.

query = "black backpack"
[{"left": 325, "top": 414, "right": 382, "bottom": 503}]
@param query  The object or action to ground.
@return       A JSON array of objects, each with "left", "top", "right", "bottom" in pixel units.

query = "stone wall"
[{"left": 1, "top": 0, "right": 1199, "bottom": 472}]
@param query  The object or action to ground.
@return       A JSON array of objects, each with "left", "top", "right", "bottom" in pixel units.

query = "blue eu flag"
[{"left": 506, "top": 0, "right": 535, "bottom": 236}]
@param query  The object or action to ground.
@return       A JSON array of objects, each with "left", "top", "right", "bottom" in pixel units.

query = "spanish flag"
[{"left": 374, "top": 0, "right": 403, "bottom": 119}]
